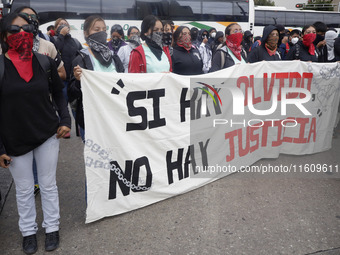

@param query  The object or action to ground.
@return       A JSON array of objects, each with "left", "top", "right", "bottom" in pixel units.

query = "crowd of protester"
[{"left": 0, "top": 6, "right": 340, "bottom": 255}]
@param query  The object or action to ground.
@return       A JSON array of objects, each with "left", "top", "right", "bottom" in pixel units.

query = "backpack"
[{"left": 0, "top": 52, "right": 57, "bottom": 109}]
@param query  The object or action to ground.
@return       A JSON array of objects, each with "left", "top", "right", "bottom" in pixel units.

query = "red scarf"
[
  {"left": 7, "top": 32, "right": 34, "bottom": 82},
  {"left": 226, "top": 33, "right": 243, "bottom": 61},
  {"left": 302, "top": 33, "right": 316, "bottom": 56},
  {"left": 177, "top": 34, "right": 192, "bottom": 51},
  {"left": 265, "top": 44, "right": 277, "bottom": 56}
]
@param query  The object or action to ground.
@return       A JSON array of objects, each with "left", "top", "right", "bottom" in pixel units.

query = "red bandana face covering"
[
  {"left": 7, "top": 31, "right": 34, "bottom": 82},
  {"left": 177, "top": 34, "right": 192, "bottom": 51},
  {"left": 226, "top": 33, "right": 243, "bottom": 61},
  {"left": 302, "top": 33, "right": 316, "bottom": 56}
]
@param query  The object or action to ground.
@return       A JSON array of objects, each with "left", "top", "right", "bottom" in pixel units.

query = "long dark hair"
[
  {"left": 0, "top": 12, "right": 29, "bottom": 53},
  {"left": 140, "top": 15, "right": 161, "bottom": 41},
  {"left": 172, "top": 26, "right": 190, "bottom": 47}
]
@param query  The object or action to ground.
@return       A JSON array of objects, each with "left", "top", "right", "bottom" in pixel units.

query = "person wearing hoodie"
[
  {"left": 69, "top": 15, "right": 124, "bottom": 141},
  {"left": 208, "top": 27, "right": 217, "bottom": 46},
  {"left": 242, "top": 30, "right": 253, "bottom": 54},
  {"left": 108, "top": 24, "right": 127, "bottom": 61},
  {"left": 313, "top": 21, "right": 328, "bottom": 62},
  {"left": 247, "top": 25, "right": 281, "bottom": 63},
  {"left": 171, "top": 26, "right": 203, "bottom": 75},
  {"left": 191, "top": 27, "right": 200, "bottom": 49},
  {"left": 285, "top": 25, "right": 318, "bottom": 62},
  {"left": 210, "top": 23, "right": 247, "bottom": 72},
  {"left": 128, "top": 15, "right": 172, "bottom": 73},
  {"left": 282, "top": 29, "right": 301, "bottom": 58},
  {"left": 198, "top": 29, "right": 212, "bottom": 73},
  {"left": 119, "top": 26, "right": 141, "bottom": 72},
  {"left": 211, "top": 31, "right": 224, "bottom": 55},
  {"left": 325, "top": 30, "right": 338, "bottom": 62}
]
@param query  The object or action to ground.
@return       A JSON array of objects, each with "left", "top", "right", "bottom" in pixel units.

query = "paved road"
[{"left": 0, "top": 125, "right": 339, "bottom": 255}]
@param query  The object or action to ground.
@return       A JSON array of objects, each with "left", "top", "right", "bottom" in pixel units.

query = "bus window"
[
  {"left": 170, "top": 1, "right": 195, "bottom": 21},
  {"left": 265, "top": 11, "right": 285, "bottom": 25},
  {"left": 66, "top": 0, "right": 100, "bottom": 13},
  {"left": 285, "top": 12, "right": 304, "bottom": 27},
  {"left": 324, "top": 13, "right": 340, "bottom": 28},
  {"left": 102, "top": 0, "right": 136, "bottom": 19},
  {"left": 136, "top": 0, "right": 170, "bottom": 20},
  {"left": 305, "top": 12, "right": 322, "bottom": 25},
  {"left": 12, "top": 0, "right": 66, "bottom": 12},
  {"left": 255, "top": 10, "right": 265, "bottom": 26}
]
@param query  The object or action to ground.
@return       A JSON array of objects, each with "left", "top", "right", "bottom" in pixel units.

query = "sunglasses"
[
  {"left": 8, "top": 24, "right": 34, "bottom": 34},
  {"left": 20, "top": 12, "right": 39, "bottom": 20}
]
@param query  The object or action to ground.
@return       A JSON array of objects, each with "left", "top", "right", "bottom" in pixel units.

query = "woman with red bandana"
[
  {"left": 247, "top": 25, "right": 282, "bottom": 63},
  {"left": 210, "top": 23, "right": 247, "bottom": 72},
  {"left": 171, "top": 26, "right": 203, "bottom": 75},
  {"left": 0, "top": 12, "right": 71, "bottom": 254},
  {"left": 285, "top": 25, "right": 318, "bottom": 62}
]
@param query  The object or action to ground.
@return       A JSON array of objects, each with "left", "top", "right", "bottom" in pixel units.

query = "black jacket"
[
  {"left": 247, "top": 25, "right": 281, "bottom": 63},
  {"left": 210, "top": 45, "right": 247, "bottom": 72},
  {"left": 171, "top": 45, "right": 203, "bottom": 75},
  {"left": 68, "top": 49, "right": 124, "bottom": 130},
  {"left": 285, "top": 41, "right": 318, "bottom": 62},
  {"left": 54, "top": 34, "right": 83, "bottom": 80}
]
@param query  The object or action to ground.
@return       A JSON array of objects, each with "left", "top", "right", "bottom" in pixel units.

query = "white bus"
[
  {"left": 2, "top": 0, "right": 255, "bottom": 44},
  {"left": 254, "top": 6, "right": 340, "bottom": 36}
]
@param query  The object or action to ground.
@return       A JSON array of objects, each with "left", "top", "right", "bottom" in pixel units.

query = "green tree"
[
  {"left": 254, "top": 0, "right": 275, "bottom": 6},
  {"left": 303, "top": 0, "right": 334, "bottom": 11}
]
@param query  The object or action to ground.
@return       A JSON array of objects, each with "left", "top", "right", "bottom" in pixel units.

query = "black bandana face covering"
[
  {"left": 149, "top": 32, "right": 163, "bottom": 48},
  {"left": 86, "top": 31, "right": 112, "bottom": 67},
  {"left": 145, "top": 32, "right": 164, "bottom": 61},
  {"left": 163, "top": 33, "right": 172, "bottom": 46}
]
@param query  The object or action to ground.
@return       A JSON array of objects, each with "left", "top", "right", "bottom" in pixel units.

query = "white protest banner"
[{"left": 81, "top": 61, "right": 340, "bottom": 223}]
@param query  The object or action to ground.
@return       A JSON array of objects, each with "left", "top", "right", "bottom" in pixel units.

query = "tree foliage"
[{"left": 254, "top": 0, "right": 275, "bottom": 6}]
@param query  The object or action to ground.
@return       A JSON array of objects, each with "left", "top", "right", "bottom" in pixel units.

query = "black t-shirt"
[
  {"left": 0, "top": 55, "right": 71, "bottom": 156},
  {"left": 171, "top": 45, "right": 203, "bottom": 75}
]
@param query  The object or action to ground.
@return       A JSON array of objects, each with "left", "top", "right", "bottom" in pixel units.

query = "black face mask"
[
  {"left": 191, "top": 31, "right": 198, "bottom": 41},
  {"left": 85, "top": 31, "right": 112, "bottom": 67},
  {"left": 56, "top": 24, "right": 68, "bottom": 35},
  {"left": 314, "top": 34, "right": 325, "bottom": 45},
  {"left": 112, "top": 37, "right": 121, "bottom": 48},
  {"left": 163, "top": 33, "right": 172, "bottom": 45}
]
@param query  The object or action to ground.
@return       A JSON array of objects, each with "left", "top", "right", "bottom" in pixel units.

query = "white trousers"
[{"left": 9, "top": 135, "right": 60, "bottom": 237}]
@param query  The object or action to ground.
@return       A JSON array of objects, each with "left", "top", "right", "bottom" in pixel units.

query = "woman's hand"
[
  {"left": 73, "top": 65, "right": 82, "bottom": 81},
  {"left": 0, "top": 154, "right": 11, "bottom": 169},
  {"left": 57, "top": 126, "right": 71, "bottom": 139},
  {"left": 60, "top": 26, "right": 70, "bottom": 36}
]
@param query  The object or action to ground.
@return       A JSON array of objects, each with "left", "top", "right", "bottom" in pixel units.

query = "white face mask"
[
  {"left": 291, "top": 37, "right": 299, "bottom": 45},
  {"left": 211, "top": 32, "right": 216, "bottom": 38}
]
